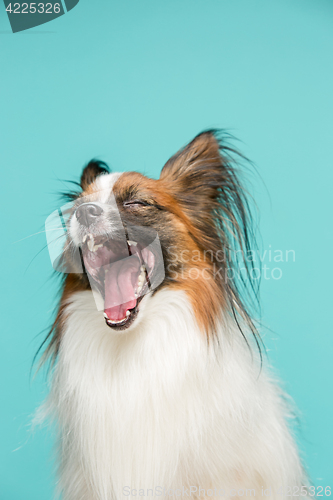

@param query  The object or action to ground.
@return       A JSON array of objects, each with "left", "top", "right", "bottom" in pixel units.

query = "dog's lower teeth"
[
  {"left": 127, "top": 240, "right": 137, "bottom": 246},
  {"left": 106, "top": 318, "right": 125, "bottom": 324},
  {"left": 104, "top": 311, "right": 131, "bottom": 324}
]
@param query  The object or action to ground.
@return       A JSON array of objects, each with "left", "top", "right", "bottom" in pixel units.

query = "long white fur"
[{"left": 43, "top": 289, "right": 307, "bottom": 500}]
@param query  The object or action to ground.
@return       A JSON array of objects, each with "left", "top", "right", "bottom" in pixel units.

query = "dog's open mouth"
[{"left": 81, "top": 234, "right": 155, "bottom": 330}]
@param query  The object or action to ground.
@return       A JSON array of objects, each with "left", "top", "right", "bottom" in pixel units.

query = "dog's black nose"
[{"left": 76, "top": 203, "right": 103, "bottom": 227}]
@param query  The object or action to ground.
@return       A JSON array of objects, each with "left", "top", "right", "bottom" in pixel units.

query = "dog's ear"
[
  {"left": 160, "top": 130, "right": 241, "bottom": 218},
  {"left": 80, "top": 160, "right": 110, "bottom": 190},
  {"left": 160, "top": 130, "right": 221, "bottom": 189},
  {"left": 160, "top": 129, "right": 252, "bottom": 268}
]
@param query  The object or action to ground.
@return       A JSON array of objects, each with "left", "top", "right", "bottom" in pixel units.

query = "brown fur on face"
[{"left": 42, "top": 130, "right": 260, "bottom": 362}]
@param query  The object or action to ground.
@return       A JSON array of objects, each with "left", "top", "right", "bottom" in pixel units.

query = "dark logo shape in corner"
[
  {"left": 63, "top": 0, "right": 79, "bottom": 12},
  {"left": 3, "top": 1, "right": 80, "bottom": 33}
]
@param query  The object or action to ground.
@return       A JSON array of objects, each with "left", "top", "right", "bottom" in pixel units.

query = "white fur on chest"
[{"left": 46, "top": 290, "right": 305, "bottom": 500}]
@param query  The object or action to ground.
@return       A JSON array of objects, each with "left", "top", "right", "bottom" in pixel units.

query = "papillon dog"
[{"left": 41, "top": 131, "right": 308, "bottom": 500}]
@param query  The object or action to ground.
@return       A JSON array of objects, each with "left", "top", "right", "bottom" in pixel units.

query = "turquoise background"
[{"left": 1, "top": 0, "right": 332, "bottom": 497}]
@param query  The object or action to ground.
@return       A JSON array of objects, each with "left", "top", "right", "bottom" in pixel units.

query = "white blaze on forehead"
[{"left": 94, "top": 172, "right": 123, "bottom": 202}]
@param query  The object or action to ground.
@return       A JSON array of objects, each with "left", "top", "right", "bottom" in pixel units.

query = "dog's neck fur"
[{"left": 44, "top": 289, "right": 305, "bottom": 500}]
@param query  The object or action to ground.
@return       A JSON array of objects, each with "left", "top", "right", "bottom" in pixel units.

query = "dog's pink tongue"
[{"left": 104, "top": 256, "right": 140, "bottom": 321}]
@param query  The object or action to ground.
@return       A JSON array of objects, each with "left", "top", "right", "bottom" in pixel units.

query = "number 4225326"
[{"left": 6, "top": 3, "right": 61, "bottom": 14}]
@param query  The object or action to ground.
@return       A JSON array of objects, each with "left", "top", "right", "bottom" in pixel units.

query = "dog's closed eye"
[{"left": 123, "top": 199, "right": 152, "bottom": 208}]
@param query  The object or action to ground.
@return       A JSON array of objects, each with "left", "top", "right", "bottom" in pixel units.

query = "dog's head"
[{"left": 45, "top": 131, "right": 259, "bottom": 353}]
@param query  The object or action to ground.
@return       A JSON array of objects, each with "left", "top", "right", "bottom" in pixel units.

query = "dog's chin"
[{"left": 104, "top": 293, "right": 150, "bottom": 333}]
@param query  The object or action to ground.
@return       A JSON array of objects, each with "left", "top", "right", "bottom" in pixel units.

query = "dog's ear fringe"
[
  {"left": 161, "top": 129, "right": 264, "bottom": 359},
  {"left": 31, "top": 273, "right": 68, "bottom": 374},
  {"left": 33, "top": 272, "right": 92, "bottom": 374}
]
